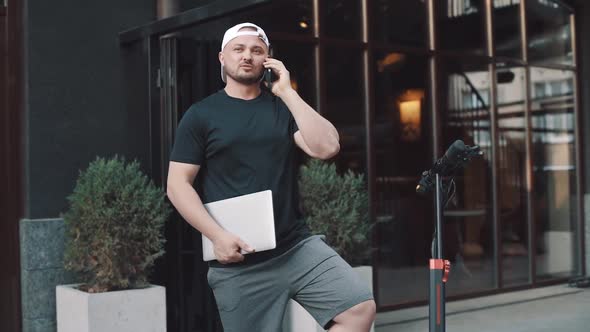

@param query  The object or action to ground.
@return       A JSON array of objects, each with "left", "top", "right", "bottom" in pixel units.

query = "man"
[{"left": 166, "top": 22, "right": 375, "bottom": 332}]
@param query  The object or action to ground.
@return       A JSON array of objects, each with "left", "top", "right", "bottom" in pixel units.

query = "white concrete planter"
[
  {"left": 282, "top": 266, "right": 374, "bottom": 332},
  {"left": 56, "top": 284, "right": 166, "bottom": 332}
]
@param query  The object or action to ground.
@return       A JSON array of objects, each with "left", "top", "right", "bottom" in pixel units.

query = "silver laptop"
[{"left": 202, "top": 190, "right": 276, "bottom": 261}]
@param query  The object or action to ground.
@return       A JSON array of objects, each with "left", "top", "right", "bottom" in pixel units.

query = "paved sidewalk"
[{"left": 376, "top": 285, "right": 590, "bottom": 332}]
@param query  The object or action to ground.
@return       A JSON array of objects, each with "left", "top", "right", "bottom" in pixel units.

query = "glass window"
[
  {"left": 493, "top": 0, "right": 522, "bottom": 59},
  {"left": 322, "top": 46, "right": 367, "bottom": 263},
  {"left": 372, "top": 52, "right": 431, "bottom": 305},
  {"left": 271, "top": 41, "right": 316, "bottom": 108},
  {"left": 529, "top": 67, "right": 578, "bottom": 279},
  {"left": 439, "top": 58, "right": 495, "bottom": 295},
  {"left": 495, "top": 64, "right": 530, "bottom": 286},
  {"left": 230, "top": 0, "right": 314, "bottom": 36},
  {"left": 371, "top": 0, "right": 427, "bottom": 48},
  {"left": 324, "top": 0, "right": 362, "bottom": 40},
  {"left": 527, "top": 0, "right": 573, "bottom": 66},
  {"left": 324, "top": 47, "right": 365, "bottom": 174},
  {"left": 437, "top": 0, "right": 486, "bottom": 55}
]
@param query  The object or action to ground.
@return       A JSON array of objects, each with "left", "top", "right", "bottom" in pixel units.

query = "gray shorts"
[{"left": 207, "top": 235, "right": 374, "bottom": 332}]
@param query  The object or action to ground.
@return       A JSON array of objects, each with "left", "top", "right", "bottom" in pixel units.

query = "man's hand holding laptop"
[
  {"left": 212, "top": 230, "right": 255, "bottom": 264},
  {"left": 201, "top": 190, "right": 276, "bottom": 263}
]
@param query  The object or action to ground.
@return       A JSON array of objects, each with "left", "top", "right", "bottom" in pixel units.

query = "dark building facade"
[{"left": 2, "top": 0, "right": 590, "bottom": 331}]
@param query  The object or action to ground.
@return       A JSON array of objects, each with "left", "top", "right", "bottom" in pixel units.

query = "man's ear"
[{"left": 218, "top": 52, "right": 224, "bottom": 66}]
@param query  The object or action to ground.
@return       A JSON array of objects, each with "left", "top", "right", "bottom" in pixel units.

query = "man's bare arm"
[
  {"left": 263, "top": 58, "right": 340, "bottom": 160},
  {"left": 166, "top": 162, "right": 223, "bottom": 240},
  {"left": 166, "top": 161, "right": 253, "bottom": 263}
]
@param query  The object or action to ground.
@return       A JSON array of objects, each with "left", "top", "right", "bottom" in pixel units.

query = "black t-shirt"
[{"left": 170, "top": 89, "right": 310, "bottom": 266}]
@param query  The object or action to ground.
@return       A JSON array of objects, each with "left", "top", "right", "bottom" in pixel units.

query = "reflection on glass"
[
  {"left": 437, "top": 0, "right": 486, "bottom": 54},
  {"left": 373, "top": 52, "right": 431, "bottom": 305},
  {"left": 322, "top": 47, "right": 368, "bottom": 271},
  {"left": 441, "top": 60, "right": 495, "bottom": 295},
  {"left": 493, "top": 0, "right": 522, "bottom": 59},
  {"left": 371, "top": 0, "right": 427, "bottom": 47},
  {"left": 496, "top": 65, "right": 529, "bottom": 286},
  {"left": 271, "top": 41, "right": 316, "bottom": 108},
  {"left": 530, "top": 67, "right": 577, "bottom": 279},
  {"left": 232, "top": 0, "right": 314, "bottom": 36},
  {"left": 325, "top": 0, "right": 361, "bottom": 40},
  {"left": 527, "top": 0, "right": 573, "bottom": 65},
  {"left": 324, "top": 47, "right": 365, "bottom": 175}
]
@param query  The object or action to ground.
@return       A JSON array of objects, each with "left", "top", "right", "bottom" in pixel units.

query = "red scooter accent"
[
  {"left": 442, "top": 260, "right": 451, "bottom": 283},
  {"left": 429, "top": 259, "right": 451, "bottom": 283}
]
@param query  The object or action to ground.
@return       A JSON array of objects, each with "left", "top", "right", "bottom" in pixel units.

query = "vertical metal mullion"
[
  {"left": 361, "top": 0, "right": 378, "bottom": 308},
  {"left": 570, "top": 12, "right": 585, "bottom": 277},
  {"left": 165, "top": 38, "right": 178, "bottom": 184},
  {"left": 148, "top": 35, "right": 161, "bottom": 184},
  {"left": 427, "top": 0, "right": 439, "bottom": 160},
  {"left": 521, "top": 0, "right": 536, "bottom": 285},
  {"left": 485, "top": 0, "right": 501, "bottom": 289},
  {"left": 313, "top": 0, "right": 321, "bottom": 112},
  {"left": 159, "top": 35, "right": 186, "bottom": 332},
  {"left": 160, "top": 38, "right": 169, "bottom": 186},
  {"left": 159, "top": 37, "right": 179, "bottom": 186}
]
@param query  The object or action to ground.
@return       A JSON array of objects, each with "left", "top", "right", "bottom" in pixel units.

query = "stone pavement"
[{"left": 375, "top": 284, "right": 590, "bottom": 332}]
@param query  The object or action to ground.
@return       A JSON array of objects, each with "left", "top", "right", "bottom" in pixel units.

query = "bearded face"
[
  {"left": 220, "top": 34, "right": 268, "bottom": 85},
  {"left": 223, "top": 61, "right": 265, "bottom": 85}
]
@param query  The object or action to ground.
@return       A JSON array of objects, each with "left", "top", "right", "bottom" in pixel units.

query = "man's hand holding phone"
[{"left": 263, "top": 57, "right": 293, "bottom": 98}]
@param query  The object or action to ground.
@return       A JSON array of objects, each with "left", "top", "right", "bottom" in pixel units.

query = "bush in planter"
[
  {"left": 63, "top": 156, "right": 170, "bottom": 293},
  {"left": 298, "top": 159, "right": 374, "bottom": 265}
]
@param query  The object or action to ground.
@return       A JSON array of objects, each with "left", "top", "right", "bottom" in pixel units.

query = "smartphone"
[
  {"left": 264, "top": 68, "right": 273, "bottom": 88},
  {"left": 264, "top": 46, "right": 275, "bottom": 89}
]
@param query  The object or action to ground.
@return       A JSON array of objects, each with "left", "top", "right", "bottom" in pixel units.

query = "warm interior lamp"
[{"left": 399, "top": 98, "right": 422, "bottom": 141}]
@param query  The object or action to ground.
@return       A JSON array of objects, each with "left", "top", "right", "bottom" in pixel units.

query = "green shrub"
[
  {"left": 63, "top": 156, "right": 170, "bottom": 293},
  {"left": 299, "top": 159, "right": 373, "bottom": 265}
]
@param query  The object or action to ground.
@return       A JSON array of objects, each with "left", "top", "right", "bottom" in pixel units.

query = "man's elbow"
[
  {"left": 316, "top": 141, "right": 340, "bottom": 160},
  {"left": 166, "top": 180, "right": 177, "bottom": 202}
]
